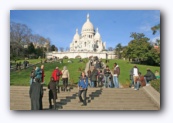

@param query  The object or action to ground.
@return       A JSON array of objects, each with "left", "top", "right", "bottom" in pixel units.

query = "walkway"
[{"left": 10, "top": 86, "right": 159, "bottom": 110}]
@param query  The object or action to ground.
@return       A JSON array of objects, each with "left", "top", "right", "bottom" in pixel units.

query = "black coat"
[
  {"left": 91, "top": 69, "right": 98, "bottom": 81},
  {"left": 48, "top": 81, "right": 57, "bottom": 100},
  {"left": 144, "top": 70, "right": 156, "bottom": 81},
  {"left": 29, "top": 82, "right": 43, "bottom": 110}
]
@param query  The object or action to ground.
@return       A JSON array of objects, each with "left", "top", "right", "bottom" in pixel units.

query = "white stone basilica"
[
  {"left": 46, "top": 14, "right": 115, "bottom": 59},
  {"left": 70, "top": 14, "right": 106, "bottom": 52}
]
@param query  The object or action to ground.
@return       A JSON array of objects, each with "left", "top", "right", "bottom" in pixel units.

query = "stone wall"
[{"left": 46, "top": 51, "right": 116, "bottom": 59}]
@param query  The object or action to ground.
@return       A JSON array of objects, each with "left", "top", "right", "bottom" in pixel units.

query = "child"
[{"left": 48, "top": 77, "right": 57, "bottom": 109}]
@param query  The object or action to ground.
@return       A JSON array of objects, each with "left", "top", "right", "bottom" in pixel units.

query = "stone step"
[
  {"left": 59, "top": 107, "right": 158, "bottom": 110},
  {"left": 10, "top": 86, "right": 159, "bottom": 110}
]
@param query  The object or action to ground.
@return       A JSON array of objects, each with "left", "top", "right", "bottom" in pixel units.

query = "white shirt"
[{"left": 133, "top": 68, "right": 138, "bottom": 76}]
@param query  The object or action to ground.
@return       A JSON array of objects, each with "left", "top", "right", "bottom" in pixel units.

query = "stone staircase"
[{"left": 10, "top": 86, "right": 159, "bottom": 110}]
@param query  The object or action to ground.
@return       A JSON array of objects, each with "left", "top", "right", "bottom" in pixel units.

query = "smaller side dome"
[
  {"left": 94, "top": 28, "right": 101, "bottom": 39},
  {"left": 73, "top": 28, "right": 80, "bottom": 39}
]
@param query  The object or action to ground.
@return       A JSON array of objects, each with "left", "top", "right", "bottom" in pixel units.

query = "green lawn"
[
  {"left": 10, "top": 59, "right": 45, "bottom": 67},
  {"left": 10, "top": 59, "right": 86, "bottom": 86},
  {"left": 105, "top": 59, "right": 160, "bottom": 87},
  {"left": 10, "top": 58, "right": 160, "bottom": 87}
]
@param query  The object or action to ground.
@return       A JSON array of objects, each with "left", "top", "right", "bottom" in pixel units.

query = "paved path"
[{"left": 10, "top": 86, "right": 160, "bottom": 110}]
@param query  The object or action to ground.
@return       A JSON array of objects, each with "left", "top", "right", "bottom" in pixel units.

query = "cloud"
[{"left": 139, "top": 23, "right": 152, "bottom": 32}]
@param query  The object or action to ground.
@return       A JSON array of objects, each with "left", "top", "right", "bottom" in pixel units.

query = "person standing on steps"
[
  {"left": 113, "top": 63, "right": 120, "bottom": 88},
  {"left": 90, "top": 66, "right": 98, "bottom": 87},
  {"left": 48, "top": 77, "right": 57, "bottom": 109},
  {"left": 30, "top": 66, "right": 36, "bottom": 85},
  {"left": 41, "top": 65, "right": 45, "bottom": 83},
  {"left": 98, "top": 70, "right": 104, "bottom": 87},
  {"left": 61, "top": 66, "right": 70, "bottom": 91},
  {"left": 52, "top": 67, "right": 62, "bottom": 93},
  {"left": 103, "top": 65, "right": 111, "bottom": 88},
  {"left": 29, "top": 78, "right": 43, "bottom": 110},
  {"left": 78, "top": 71, "right": 89, "bottom": 106}
]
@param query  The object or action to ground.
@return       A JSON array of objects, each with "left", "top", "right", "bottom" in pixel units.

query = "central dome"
[{"left": 81, "top": 14, "right": 94, "bottom": 34}]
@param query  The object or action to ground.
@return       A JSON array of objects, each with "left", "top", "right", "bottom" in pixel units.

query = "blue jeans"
[
  {"left": 91, "top": 81, "right": 94, "bottom": 87},
  {"left": 144, "top": 77, "right": 150, "bottom": 84},
  {"left": 104, "top": 76, "right": 111, "bottom": 88},
  {"left": 134, "top": 81, "right": 140, "bottom": 90},
  {"left": 113, "top": 76, "right": 119, "bottom": 88}
]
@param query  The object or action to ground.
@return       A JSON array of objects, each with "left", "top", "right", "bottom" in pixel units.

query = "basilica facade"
[
  {"left": 46, "top": 14, "right": 115, "bottom": 59},
  {"left": 70, "top": 14, "right": 106, "bottom": 52}
]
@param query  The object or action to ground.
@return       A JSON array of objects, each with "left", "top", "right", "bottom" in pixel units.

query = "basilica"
[
  {"left": 46, "top": 14, "right": 115, "bottom": 59},
  {"left": 70, "top": 14, "right": 106, "bottom": 52}
]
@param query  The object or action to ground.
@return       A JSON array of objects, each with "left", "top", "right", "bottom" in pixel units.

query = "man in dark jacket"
[
  {"left": 144, "top": 68, "right": 156, "bottom": 85},
  {"left": 29, "top": 78, "right": 43, "bottom": 110},
  {"left": 48, "top": 77, "right": 57, "bottom": 109},
  {"left": 90, "top": 67, "right": 98, "bottom": 87}
]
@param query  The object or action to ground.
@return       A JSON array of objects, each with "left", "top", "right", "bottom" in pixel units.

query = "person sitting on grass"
[
  {"left": 155, "top": 70, "right": 160, "bottom": 79},
  {"left": 134, "top": 72, "right": 146, "bottom": 90},
  {"left": 144, "top": 68, "right": 156, "bottom": 86}
]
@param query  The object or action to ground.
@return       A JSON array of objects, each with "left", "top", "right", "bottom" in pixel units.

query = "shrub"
[{"left": 150, "top": 79, "right": 160, "bottom": 93}]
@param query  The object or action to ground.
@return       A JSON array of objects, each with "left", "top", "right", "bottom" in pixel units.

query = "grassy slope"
[
  {"left": 10, "top": 59, "right": 86, "bottom": 86},
  {"left": 10, "top": 59, "right": 160, "bottom": 87},
  {"left": 105, "top": 59, "right": 160, "bottom": 86}
]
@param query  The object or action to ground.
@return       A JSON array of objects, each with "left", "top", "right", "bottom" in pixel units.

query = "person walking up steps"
[
  {"left": 78, "top": 71, "right": 89, "bottom": 106},
  {"left": 52, "top": 67, "right": 62, "bottom": 93},
  {"left": 48, "top": 77, "right": 57, "bottom": 109},
  {"left": 61, "top": 66, "right": 70, "bottom": 92}
]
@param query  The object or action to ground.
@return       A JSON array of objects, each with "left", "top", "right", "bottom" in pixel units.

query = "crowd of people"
[
  {"left": 29, "top": 64, "right": 70, "bottom": 110},
  {"left": 29, "top": 57, "right": 160, "bottom": 110}
]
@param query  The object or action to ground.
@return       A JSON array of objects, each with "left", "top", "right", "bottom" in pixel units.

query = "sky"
[
  {"left": 10, "top": 10, "right": 160, "bottom": 49},
  {"left": 10, "top": 10, "right": 160, "bottom": 48}
]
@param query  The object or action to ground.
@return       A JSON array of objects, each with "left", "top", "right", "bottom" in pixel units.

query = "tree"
[
  {"left": 35, "top": 47, "right": 44, "bottom": 58},
  {"left": 115, "top": 43, "right": 123, "bottom": 59},
  {"left": 10, "top": 22, "right": 31, "bottom": 44},
  {"left": 107, "top": 47, "right": 114, "bottom": 51},
  {"left": 28, "top": 42, "right": 36, "bottom": 54},
  {"left": 10, "top": 41, "right": 24, "bottom": 60},
  {"left": 125, "top": 33, "right": 151, "bottom": 62},
  {"left": 50, "top": 45, "right": 56, "bottom": 51},
  {"left": 151, "top": 24, "right": 160, "bottom": 35}
]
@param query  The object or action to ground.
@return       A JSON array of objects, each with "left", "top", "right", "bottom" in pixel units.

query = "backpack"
[{"left": 57, "top": 70, "right": 60, "bottom": 76}]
